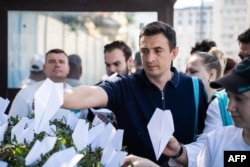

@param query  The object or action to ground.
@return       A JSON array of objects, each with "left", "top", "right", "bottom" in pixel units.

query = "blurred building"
[
  {"left": 213, "top": 0, "right": 250, "bottom": 60},
  {"left": 174, "top": 0, "right": 250, "bottom": 72}
]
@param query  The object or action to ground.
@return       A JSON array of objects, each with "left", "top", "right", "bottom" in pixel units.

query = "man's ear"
[
  {"left": 126, "top": 56, "right": 134, "bottom": 73},
  {"left": 171, "top": 46, "right": 179, "bottom": 61},
  {"left": 128, "top": 56, "right": 133, "bottom": 63},
  {"left": 67, "top": 64, "right": 70, "bottom": 75},
  {"left": 127, "top": 56, "right": 133, "bottom": 68}
]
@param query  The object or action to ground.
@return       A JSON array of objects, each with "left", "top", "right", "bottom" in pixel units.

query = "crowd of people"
[{"left": 8, "top": 21, "right": 250, "bottom": 167}]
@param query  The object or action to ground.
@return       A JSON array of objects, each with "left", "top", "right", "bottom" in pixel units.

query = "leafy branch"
[{"left": 0, "top": 117, "right": 104, "bottom": 167}]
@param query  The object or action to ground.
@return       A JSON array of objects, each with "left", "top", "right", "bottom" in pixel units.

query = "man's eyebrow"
[
  {"left": 105, "top": 60, "right": 121, "bottom": 65},
  {"left": 153, "top": 46, "right": 164, "bottom": 50}
]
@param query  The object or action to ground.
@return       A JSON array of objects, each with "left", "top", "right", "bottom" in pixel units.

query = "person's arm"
[
  {"left": 162, "top": 136, "right": 188, "bottom": 166},
  {"left": 62, "top": 85, "right": 108, "bottom": 110},
  {"left": 202, "top": 98, "right": 223, "bottom": 134},
  {"left": 122, "top": 137, "right": 188, "bottom": 167},
  {"left": 123, "top": 154, "right": 160, "bottom": 167},
  {"left": 196, "top": 138, "right": 210, "bottom": 167},
  {"left": 170, "top": 99, "right": 223, "bottom": 167},
  {"left": 184, "top": 98, "right": 223, "bottom": 167}
]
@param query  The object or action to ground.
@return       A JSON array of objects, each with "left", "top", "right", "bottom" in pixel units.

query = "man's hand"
[
  {"left": 122, "top": 154, "right": 160, "bottom": 167},
  {"left": 163, "top": 136, "right": 188, "bottom": 166},
  {"left": 163, "top": 136, "right": 181, "bottom": 157}
]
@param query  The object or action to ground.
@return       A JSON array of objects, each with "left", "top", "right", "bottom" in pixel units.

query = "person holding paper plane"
[
  {"left": 160, "top": 57, "right": 250, "bottom": 167},
  {"left": 62, "top": 21, "right": 208, "bottom": 166},
  {"left": 9, "top": 48, "right": 88, "bottom": 120},
  {"left": 163, "top": 28, "right": 250, "bottom": 167},
  {"left": 122, "top": 28, "right": 250, "bottom": 167}
]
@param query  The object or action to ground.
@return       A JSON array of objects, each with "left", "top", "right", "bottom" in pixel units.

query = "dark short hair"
[
  {"left": 68, "top": 54, "right": 82, "bottom": 67},
  {"left": 134, "top": 51, "right": 142, "bottom": 66},
  {"left": 104, "top": 40, "right": 132, "bottom": 61},
  {"left": 139, "top": 21, "right": 176, "bottom": 51},
  {"left": 238, "top": 28, "right": 250, "bottom": 43},
  {"left": 45, "top": 48, "right": 68, "bottom": 58},
  {"left": 68, "top": 54, "right": 82, "bottom": 77},
  {"left": 190, "top": 39, "right": 217, "bottom": 54}
]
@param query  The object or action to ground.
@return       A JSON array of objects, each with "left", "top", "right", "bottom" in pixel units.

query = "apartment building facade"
[{"left": 174, "top": 0, "right": 250, "bottom": 72}]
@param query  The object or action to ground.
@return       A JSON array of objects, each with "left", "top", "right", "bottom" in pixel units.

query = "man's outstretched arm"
[{"left": 62, "top": 85, "right": 108, "bottom": 110}]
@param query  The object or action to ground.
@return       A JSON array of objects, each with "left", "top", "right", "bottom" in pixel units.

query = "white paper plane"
[
  {"left": 72, "top": 119, "right": 89, "bottom": 151},
  {"left": 90, "top": 108, "right": 112, "bottom": 116},
  {"left": 34, "top": 78, "right": 63, "bottom": 133},
  {"left": 101, "top": 147, "right": 127, "bottom": 167},
  {"left": 11, "top": 117, "right": 34, "bottom": 144},
  {"left": 25, "top": 136, "right": 57, "bottom": 166},
  {"left": 0, "top": 122, "right": 8, "bottom": 142},
  {"left": 0, "top": 97, "right": 10, "bottom": 114},
  {"left": 42, "top": 147, "right": 83, "bottom": 167},
  {"left": 147, "top": 108, "right": 175, "bottom": 160}
]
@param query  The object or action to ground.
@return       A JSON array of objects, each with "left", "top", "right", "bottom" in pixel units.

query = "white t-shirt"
[
  {"left": 197, "top": 126, "right": 250, "bottom": 167},
  {"left": 169, "top": 98, "right": 224, "bottom": 167},
  {"left": 18, "top": 78, "right": 37, "bottom": 89},
  {"left": 184, "top": 98, "right": 223, "bottom": 166}
]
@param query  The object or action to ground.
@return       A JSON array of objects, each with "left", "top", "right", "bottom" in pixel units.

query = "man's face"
[
  {"left": 104, "top": 48, "right": 130, "bottom": 76},
  {"left": 43, "top": 52, "right": 69, "bottom": 82},
  {"left": 139, "top": 33, "right": 177, "bottom": 79},
  {"left": 238, "top": 42, "right": 250, "bottom": 60}
]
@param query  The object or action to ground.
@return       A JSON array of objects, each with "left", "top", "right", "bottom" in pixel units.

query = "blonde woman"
[{"left": 186, "top": 51, "right": 224, "bottom": 102}]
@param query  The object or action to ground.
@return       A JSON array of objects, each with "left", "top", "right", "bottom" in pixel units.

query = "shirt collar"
[{"left": 138, "top": 67, "right": 180, "bottom": 88}]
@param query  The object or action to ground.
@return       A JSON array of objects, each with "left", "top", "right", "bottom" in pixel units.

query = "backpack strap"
[
  {"left": 211, "top": 89, "right": 233, "bottom": 126},
  {"left": 192, "top": 77, "right": 199, "bottom": 141}
]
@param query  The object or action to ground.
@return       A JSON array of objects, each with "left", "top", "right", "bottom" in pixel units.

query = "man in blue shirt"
[{"left": 62, "top": 21, "right": 208, "bottom": 166}]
